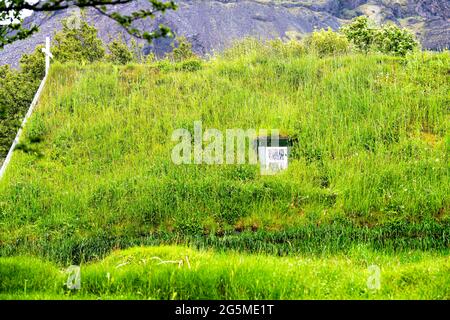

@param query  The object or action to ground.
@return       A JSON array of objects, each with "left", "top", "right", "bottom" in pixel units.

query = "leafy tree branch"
[{"left": 0, "top": 0, "right": 177, "bottom": 48}]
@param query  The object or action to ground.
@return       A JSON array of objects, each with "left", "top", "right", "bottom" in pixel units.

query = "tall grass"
[
  {"left": 1, "top": 222, "right": 449, "bottom": 265},
  {"left": 0, "top": 44, "right": 448, "bottom": 264},
  {"left": 1, "top": 246, "right": 449, "bottom": 299}
]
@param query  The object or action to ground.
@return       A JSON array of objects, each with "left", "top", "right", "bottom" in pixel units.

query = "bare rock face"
[{"left": 1, "top": 0, "right": 449, "bottom": 67}]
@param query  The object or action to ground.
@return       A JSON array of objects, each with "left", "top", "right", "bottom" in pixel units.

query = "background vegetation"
[{"left": 0, "top": 47, "right": 46, "bottom": 162}]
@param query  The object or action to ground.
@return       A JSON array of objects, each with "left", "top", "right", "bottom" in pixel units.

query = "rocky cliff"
[{"left": 1, "top": 0, "right": 449, "bottom": 67}]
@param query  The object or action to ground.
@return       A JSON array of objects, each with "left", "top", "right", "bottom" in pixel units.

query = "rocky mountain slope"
[{"left": 1, "top": 0, "right": 449, "bottom": 67}]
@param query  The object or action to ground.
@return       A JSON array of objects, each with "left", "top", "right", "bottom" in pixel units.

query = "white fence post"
[
  {"left": 0, "top": 37, "right": 52, "bottom": 180},
  {"left": 42, "top": 37, "right": 52, "bottom": 76}
]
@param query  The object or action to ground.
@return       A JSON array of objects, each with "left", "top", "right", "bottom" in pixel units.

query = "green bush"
[
  {"left": 169, "top": 36, "right": 197, "bottom": 62},
  {"left": 0, "top": 31, "right": 57, "bottom": 163},
  {"left": 341, "top": 16, "right": 376, "bottom": 53},
  {"left": 130, "top": 38, "right": 145, "bottom": 63},
  {"left": 19, "top": 45, "right": 46, "bottom": 80},
  {"left": 341, "top": 16, "right": 418, "bottom": 56},
  {"left": 304, "top": 28, "right": 350, "bottom": 57},
  {"left": 52, "top": 13, "right": 105, "bottom": 63},
  {"left": 222, "top": 38, "right": 268, "bottom": 59},
  {"left": 0, "top": 65, "right": 41, "bottom": 160},
  {"left": 144, "top": 52, "right": 156, "bottom": 64},
  {"left": 178, "top": 58, "right": 203, "bottom": 72},
  {"left": 374, "top": 23, "right": 418, "bottom": 56},
  {"left": 107, "top": 36, "right": 134, "bottom": 65},
  {"left": 223, "top": 38, "right": 306, "bottom": 60}
]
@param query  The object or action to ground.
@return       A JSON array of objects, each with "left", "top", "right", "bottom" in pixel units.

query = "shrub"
[
  {"left": 130, "top": 38, "right": 145, "bottom": 63},
  {"left": 222, "top": 38, "right": 269, "bottom": 60},
  {"left": 52, "top": 13, "right": 105, "bottom": 63},
  {"left": 19, "top": 45, "right": 46, "bottom": 80},
  {"left": 0, "top": 66, "right": 40, "bottom": 159},
  {"left": 169, "top": 36, "right": 197, "bottom": 62},
  {"left": 341, "top": 16, "right": 418, "bottom": 56},
  {"left": 304, "top": 28, "right": 350, "bottom": 57},
  {"left": 374, "top": 23, "right": 418, "bottom": 56},
  {"left": 107, "top": 35, "right": 134, "bottom": 65},
  {"left": 223, "top": 38, "right": 306, "bottom": 60},
  {"left": 154, "top": 59, "right": 174, "bottom": 72},
  {"left": 145, "top": 52, "right": 156, "bottom": 64},
  {"left": 341, "top": 16, "right": 376, "bottom": 53},
  {"left": 178, "top": 58, "right": 203, "bottom": 72}
]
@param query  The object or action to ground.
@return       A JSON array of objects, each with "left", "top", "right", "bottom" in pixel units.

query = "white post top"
[{"left": 41, "top": 37, "right": 53, "bottom": 76}]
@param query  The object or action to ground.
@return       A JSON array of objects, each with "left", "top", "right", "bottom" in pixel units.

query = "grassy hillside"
[{"left": 0, "top": 43, "right": 449, "bottom": 298}]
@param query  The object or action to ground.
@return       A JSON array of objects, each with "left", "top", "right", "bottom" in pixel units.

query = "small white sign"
[{"left": 259, "top": 146, "right": 288, "bottom": 175}]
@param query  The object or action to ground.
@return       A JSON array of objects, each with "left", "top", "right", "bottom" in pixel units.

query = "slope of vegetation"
[
  {"left": 0, "top": 44, "right": 449, "bottom": 262},
  {"left": 0, "top": 16, "right": 448, "bottom": 299}
]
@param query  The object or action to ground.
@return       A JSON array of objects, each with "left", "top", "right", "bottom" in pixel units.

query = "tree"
[{"left": 0, "top": 0, "right": 177, "bottom": 49}]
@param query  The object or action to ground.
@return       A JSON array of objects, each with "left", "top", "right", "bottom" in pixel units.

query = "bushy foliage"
[
  {"left": 225, "top": 20, "right": 416, "bottom": 59},
  {"left": 0, "top": 65, "right": 41, "bottom": 160},
  {"left": 52, "top": 14, "right": 105, "bottom": 63},
  {"left": 268, "top": 39, "right": 307, "bottom": 58},
  {"left": 169, "top": 36, "right": 197, "bottom": 62},
  {"left": 19, "top": 45, "right": 46, "bottom": 80},
  {"left": 222, "top": 38, "right": 268, "bottom": 59},
  {"left": 107, "top": 35, "right": 134, "bottom": 65},
  {"left": 341, "top": 16, "right": 418, "bottom": 56},
  {"left": 374, "top": 23, "right": 418, "bottom": 56},
  {"left": 341, "top": 16, "right": 376, "bottom": 53},
  {"left": 178, "top": 58, "right": 203, "bottom": 72},
  {"left": 145, "top": 52, "right": 157, "bottom": 64},
  {"left": 304, "top": 28, "right": 350, "bottom": 57}
]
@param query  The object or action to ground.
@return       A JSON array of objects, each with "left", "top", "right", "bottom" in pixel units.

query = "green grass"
[
  {"left": 1, "top": 246, "right": 449, "bottom": 299},
  {"left": 0, "top": 44, "right": 449, "bottom": 299}
]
